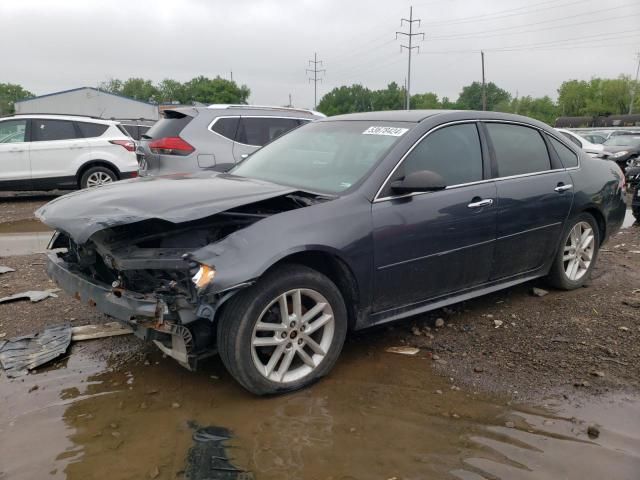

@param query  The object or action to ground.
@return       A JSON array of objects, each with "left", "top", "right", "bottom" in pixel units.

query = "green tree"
[
  {"left": 0, "top": 83, "right": 34, "bottom": 115},
  {"left": 456, "top": 81, "right": 511, "bottom": 111},
  {"left": 157, "top": 79, "right": 187, "bottom": 104},
  {"left": 119, "top": 78, "right": 159, "bottom": 103},
  {"left": 371, "top": 82, "right": 405, "bottom": 110},
  {"left": 317, "top": 84, "right": 373, "bottom": 116},
  {"left": 183, "top": 76, "right": 250, "bottom": 104},
  {"left": 411, "top": 92, "right": 440, "bottom": 109},
  {"left": 557, "top": 79, "right": 591, "bottom": 116},
  {"left": 98, "top": 78, "right": 123, "bottom": 94}
]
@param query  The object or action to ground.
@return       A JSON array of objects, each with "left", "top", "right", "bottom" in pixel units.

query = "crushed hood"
[{"left": 36, "top": 172, "right": 296, "bottom": 243}]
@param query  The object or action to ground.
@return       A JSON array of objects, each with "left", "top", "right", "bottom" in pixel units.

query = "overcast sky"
[{"left": 1, "top": 0, "right": 639, "bottom": 109}]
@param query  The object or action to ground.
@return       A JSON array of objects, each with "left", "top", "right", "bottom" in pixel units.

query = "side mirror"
[{"left": 390, "top": 170, "right": 446, "bottom": 194}]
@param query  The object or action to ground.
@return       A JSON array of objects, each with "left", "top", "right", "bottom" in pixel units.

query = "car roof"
[
  {"left": 206, "top": 104, "right": 325, "bottom": 118},
  {"left": 3, "top": 114, "right": 116, "bottom": 125}
]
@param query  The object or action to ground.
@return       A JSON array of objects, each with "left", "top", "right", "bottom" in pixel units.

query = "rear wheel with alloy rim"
[
  {"left": 217, "top": 264, "right": 347, "bottom": 395},
  {"left": 547, "top": 213, "right": 600, "bottom": 289},
  {"left": 80, "top": 166, "right": 117, "bottom": 189}
]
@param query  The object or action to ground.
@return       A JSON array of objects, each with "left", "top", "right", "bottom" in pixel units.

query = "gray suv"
[{"left": 137, "top": 105, "right": 325, "bottom": 176}]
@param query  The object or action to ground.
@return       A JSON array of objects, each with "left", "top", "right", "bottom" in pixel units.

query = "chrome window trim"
[
  {"left": 374, "top": 119, "right": 578, "bottom": 203},
  {"left": 208, "top": 115, "right": 311, "bottom": 148}
]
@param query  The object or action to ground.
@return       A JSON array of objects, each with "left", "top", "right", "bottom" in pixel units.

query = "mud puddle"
[
  {"left": 1, "top": 337, "right": 639, "bottom": 480},
  {"left": 0, "top": 219, "right": 53, "bottom": 256}
]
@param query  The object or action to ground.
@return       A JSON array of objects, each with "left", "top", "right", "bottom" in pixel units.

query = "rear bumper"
[{"left": 46, "top": 252, "right": 162, "bottom": 324}]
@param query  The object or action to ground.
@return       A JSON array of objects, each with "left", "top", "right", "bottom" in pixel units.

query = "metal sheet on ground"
[{"left": 0, "top": 324, "right": 71, "bottom": 378}]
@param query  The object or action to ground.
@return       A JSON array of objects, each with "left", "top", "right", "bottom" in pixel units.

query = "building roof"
[{"left": 15, "top": 86, "right": 156, "bottom": 106}]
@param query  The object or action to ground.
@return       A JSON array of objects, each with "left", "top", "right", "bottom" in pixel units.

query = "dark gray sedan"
[{"left": 37, "top": 110, "right": 627, "bottom": 395}]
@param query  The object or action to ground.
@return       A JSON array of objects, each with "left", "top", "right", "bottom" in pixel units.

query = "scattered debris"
[
  {"left": 587, "top": 424, "right": 600, "bottom": 439},
  {"left": 532, "top": 287, "right": 549, "bottom": 297},
  {"left": 185, "top": 424, "right": 245, "bottom": 479},
  {"left": 622, "top": 299, "right": 640, "bottom": 308},
  {"left": 0, "top": 288, "right": 59, "bottom": 304},
  {"left": 0, "top": 266, "right": 16, "bottom": 274},
  {"left": 71, "top": 322, "right": 133, "bottom": 341},
  {"left": 434, "top": 318, "right": 445, "bottom": 328},
  {"left": 590, "top": 371, "right": 605, "bottom": 377},
  {"left": 505, "top": 421, "right": 515, "bottom": 428},
  {"left": 434, "top": 389, "right": 443, "bottom": 395},
  {"left": 494, "top": 320, "right": 503, "bottom": 328},
  {"left": 0, "top": 324, "right": 72, "bottom": 377},
  {"left": 386, "top": 346, "right": 420, "bottom": 356},
  {"left": 473, "top": 366, "right": 484, "bottom": 373},
  {"left": 619, "top": 326, "right": 630, "bottom": 332},
  {"left": 574, "top": 380, "right": 590, "bottom": 388}
]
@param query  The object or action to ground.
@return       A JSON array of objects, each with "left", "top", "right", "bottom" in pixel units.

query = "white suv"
[{"left": 0, "top": 114, "right": 139, "bottom": 191}]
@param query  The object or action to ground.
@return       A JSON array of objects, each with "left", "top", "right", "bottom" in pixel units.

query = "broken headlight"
[{"left": 192, "top": 264, "right": 216, "bottom": 290}]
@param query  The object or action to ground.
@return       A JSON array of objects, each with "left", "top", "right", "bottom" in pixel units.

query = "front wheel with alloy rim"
[
  {"left": 547, "top": 213, "right": 600, "bottom": 290},
  {"left": 217, "top": 264, "right": 348, "bottom": 395}
]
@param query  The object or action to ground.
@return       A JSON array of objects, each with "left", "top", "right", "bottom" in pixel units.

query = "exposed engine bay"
[{"left": 47, "top": 192, "right": 325, "bottom": 370}]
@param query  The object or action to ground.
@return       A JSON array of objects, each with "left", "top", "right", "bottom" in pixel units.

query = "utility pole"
[
  {"left": 288, "top": 93, "right": 293, "bottom": 107},
  {"left": 629, "top": 52, "right": 640, "bottom": 115},
  {"left": 306, "top": 53, "right": 325, "bottom": 109},
  {"left": 396, "top": 6, "right": 424, "bottom": 110},
  {"left": 230, "top": 70, "right": 233, "bottom": 82},
  {"left": 481, "top": 51, "right": 487, "bottom": 111}
]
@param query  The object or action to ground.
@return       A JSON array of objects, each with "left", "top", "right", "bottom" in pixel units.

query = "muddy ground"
[{"left": 0, "top": 194, "right": 639, "bottom": 404}]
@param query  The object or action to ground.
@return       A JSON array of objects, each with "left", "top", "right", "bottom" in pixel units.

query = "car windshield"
[
  {"left": 230, "top": 120, "right": 413, "bottom": 193},
  {"left": 604, "top": 136, "right": 640, "bottom": 147}
]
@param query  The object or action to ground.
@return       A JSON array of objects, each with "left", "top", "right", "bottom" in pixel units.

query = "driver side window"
[{"left": 392, "top": 123, "right": 484, "bottom": 189}]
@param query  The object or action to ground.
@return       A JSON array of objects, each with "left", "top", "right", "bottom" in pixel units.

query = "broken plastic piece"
[
  {"left": 386, "top": 346, "right": 420, "bottom": 355},
  {"left": 71, "top": 322, "right": 133, "bottom": 341},
  {"left": 0, "top": 324, "right": 72, "bottom": 378},
  {"left": 0, "top": 266, "right": 16, "bottom": 274},
  {"left": 0, "top": 289, "right": 60, "bottom": 304}
]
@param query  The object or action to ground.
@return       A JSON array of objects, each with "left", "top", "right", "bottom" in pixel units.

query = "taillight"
[
  {"left": 109, "top": 140, "right": 135, "bottom": 152},
  {"left": 148, "top": 137, "right": 194, "bottom": 156}
]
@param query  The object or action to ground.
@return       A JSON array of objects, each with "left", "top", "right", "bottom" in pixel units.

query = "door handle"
[
  {"left": 468, "top": 198, "right": 493, "bottom": 208},
  {"left": 554, "top": 183, "right": 572, "bottom": 193}
]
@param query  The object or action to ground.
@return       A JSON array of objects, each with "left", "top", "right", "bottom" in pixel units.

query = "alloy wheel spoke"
[
  {"left": 305, "top": 314, "right": 332, "bottom": 336},
  {"left": 296, "top": 347, "right": 316, "bottom": 367},
  {"left": 277, "top": 348, "right": 296, "bottom": 381},
  {"left": 255, "top": 321, "right": 287, "bottom": 332},
  {"left": 580, "top": 234, "right": 594, "bottom": 251},
  {"left": 278, "top": 294, "right": 289, "bottom": 323},
  {"left": 292, "top": 290, "right": 303, "bottom": 319},
  {"left": 301, "top": 302, "right": 326, "bottom": 324},
  {"left": 264, "top": 343, "right": 286, "bottom": 377},
  {"left": 563, "top": 253, "right": 575, "bottom": 262},
  {"left": 253, "top": 336, "right": 282, "bottom": 347},
  {"left": 303, "top": 335, "right": 326, "bottom": 355}
]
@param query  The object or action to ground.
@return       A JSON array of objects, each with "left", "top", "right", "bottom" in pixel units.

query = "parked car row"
[
  {"left": 37, "top": 110, "right": 627, "bottom": 395},
  {"left": 0, "top": 106, "right": 324, "bottom": 191}
]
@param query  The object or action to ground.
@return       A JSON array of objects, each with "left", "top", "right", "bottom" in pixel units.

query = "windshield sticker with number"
[{"left": 362, "top": 126, "right": 409, "bottom": 137}]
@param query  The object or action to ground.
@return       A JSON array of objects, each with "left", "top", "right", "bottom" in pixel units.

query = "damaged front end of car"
[{"left": 42, "top": 190, "right": 325, "bottom": 371}]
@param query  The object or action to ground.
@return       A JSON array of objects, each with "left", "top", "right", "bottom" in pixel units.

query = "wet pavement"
[
  {"left": 0, "top": 219, "right": 53, "bottom": 256},
  {"left": 1, "top": 336, "right": 638, "bottom": 480}
]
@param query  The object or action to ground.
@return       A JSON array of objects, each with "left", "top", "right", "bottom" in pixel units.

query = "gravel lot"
[{"left": 1, "top": 193, "right": 638, "bottom": 402}]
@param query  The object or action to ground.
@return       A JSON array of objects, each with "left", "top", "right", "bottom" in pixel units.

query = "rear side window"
[
  {"left": 0, "top": 120, "right": 27, "bottom": 143},
  {"left": 146, "top": 112, "right": 192, "bottom": 139},
  {"left": 395, "top": 123, "right": 483, "bottom": 187},
  {"left": 77, "top": 122, "right": 108, "bottom": 138},
  {"left": 236, "top": 117, "right": 301, "bottom": 146},
  {"left": 549, "top": 136, "right": 579, "bottom": 168},
  {"left": 486, "top": 123, "right": 551, "bottom": 177},
  {"left": 210, "top": 117, "right": 239, "bottom": 140},
  {"left": 560, "top": 131, "right": 582, "bottom": 148},
  {"left": 32, "top": 119, "right": 79, "bottom": 141}
]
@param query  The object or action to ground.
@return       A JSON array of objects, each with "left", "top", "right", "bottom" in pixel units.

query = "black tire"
[
  {"left": 80, "top": 166, "right": 117, "bottom": 189},
  {"left": 217, "top": 264, "right": 348, "bottom": 395},
  {"left": 547, "top": 212, "right": 600, "bottom": 290}
]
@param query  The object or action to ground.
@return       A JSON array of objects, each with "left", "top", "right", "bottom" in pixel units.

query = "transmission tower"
[
  {"left": 396, "top": 6, "right": 424, "bottom": 110},
  {"left": 307, "top": 53, "right": 325, "bottom": 109}
]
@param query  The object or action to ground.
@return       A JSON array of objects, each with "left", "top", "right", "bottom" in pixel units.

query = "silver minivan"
[{"left": 137, "top": 105, "right": 325, "bottom": 176}]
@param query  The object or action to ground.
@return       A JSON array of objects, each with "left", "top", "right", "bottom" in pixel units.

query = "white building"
[{"left": 15, "top": 87, "right": 159, "bottom": 121}]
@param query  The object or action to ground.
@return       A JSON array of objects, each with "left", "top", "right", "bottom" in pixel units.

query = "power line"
[
  {"left": 396, "top": 6, "right": 424, "bottom": 110},
  {"left": 630, "top": 52, "right": 640, "bottom": 115},
  {"left": 306, "top": 52, "right": 325, "bottom": 109}
]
